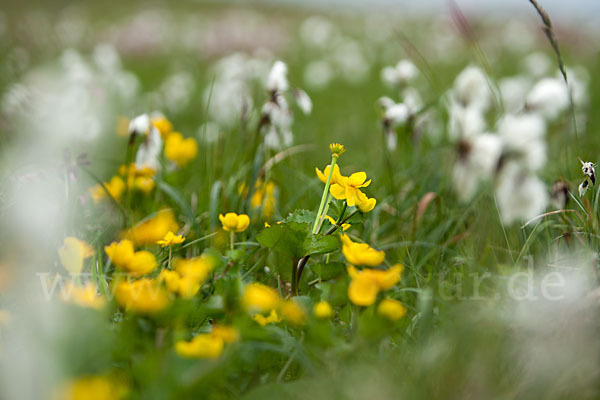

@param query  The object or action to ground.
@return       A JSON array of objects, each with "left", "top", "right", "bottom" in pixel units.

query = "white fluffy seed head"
[
  {"left": 526, "top": 78, "right": 569, "bottom": 120},
  {"left": 128, "top": 113, "right": 151, "bottom": 136},
  {"left": 266, "top": 60, "right": 289, "bottom": 93},
  {"left": 452, "top": 65, "right": 491, "bottom": 111}
]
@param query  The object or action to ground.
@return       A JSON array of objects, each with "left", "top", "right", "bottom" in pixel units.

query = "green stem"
[
  {"left": 313, "top": 155, "right": 338, "bottom": 234},
  {"left": 230, "top": 231, "right": 235, "bottom": 251}
]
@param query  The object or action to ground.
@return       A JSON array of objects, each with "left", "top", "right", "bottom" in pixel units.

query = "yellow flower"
[
  {"left": 315, "top": 164, "right": 343, "bottom": 185},
  {"left": 340, "top": 234, "right": 385, "bottom": 267},
  {"left": 324, "top": 215, "right": 350, "bottom": 231},
  {"left": 243, "top": 283, "right": 280, "bottom": 313},
  {"left": 250, "top": 180, "right": 277, "bottom": 218},
  {"left": 279, "top": 300, "right": 306, "bottom": 326},
  {"left": 58, "top": 375, "right": 127, "bottom": 400},
  {"left": 89, "top": 176, "right": 126, "bottom": 203},
  {"left": 104, "top": 239, "right": 134, "bottom": 267},
  {"left": 156, "top": 231, "right": 185, "bottom": 247},
  {"left": 313, "top": 301, "right": 333, "bottom": 319},
  {"left": 377, "top": 298, "right": 407, "bottom": 321},
  {"left": 123, "top": 209, "right": 179, "bottom": 245},
  {"left": 157, "top": 256, "right": 214, "bottom": 298},
  {"left": 211, "top": 325, "right": 240, "bottom": 343},
  {"left": 357, "top": 196, "right": 377, "bottom": 213},
  {"left": 219, "top": 212, "right": 250, "bottom": 232},
  {"left": 114, "top": 278, "right": 170, "bottom": 313},
  {"left": 347, "top": 265, "right": 402, "bottom": 306},
  {"left": 151, "top": 115, "right": 173, "bottom": 138},
  {"left": 61, "top": 281, "right": 106, "bottom": 310},
  {"left": 164, "top": 132, "right": 198, "bottom": 167},
  {"left": 58, "top": 237, "right": 95, "bottom": 274},
  {"left": 105, "top": 240, "right": 157, "bottom": 277},
  {"left": 253, "top": 309, "right": 281, "bottom": 326},
  {"left": 330, "top": 172, "right": 372, "bottom": 207},
  {"left": 329, "top": 143, "right": 346, "bottom": 157},
  {"left": 175, "top": 334, "right": 224, "bottom": 359}
]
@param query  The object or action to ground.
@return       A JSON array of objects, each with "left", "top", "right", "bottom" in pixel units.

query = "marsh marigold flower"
[
  {"left": 315, "top": 164, "right": 343, "bottom": 185},
  {"left": 156, "top": 231, "right": 185, "bottom": 247},
  {"left": 158, "top": 256, "right": 214, "bottom": 298},
  {"left": 313, "top": 301, "right": 333, "bottom": 319},
  {"left": 377, "top": 298, "right": 407, "bottom": 321},
  {"left": 58, "top": 375, "right": 127, "bottom": 400},
  {"left": 164, "top": 132, "right": 198, "bottom": 167},
  {"left": 89, "top": 176, "right": 126, "bottom": 203},
  {"left": 114, "top": 278, "right": 170, "bottom": 313},
  {"left": 119, "top": 163, "right": 156, "bottom": 194},
  {"left": 219, "top": 212, "right": 250, "bottom": 232},
  {"left": 243, "top": 282, "right": 280, "bottom": 313},
  {"left": 211, "top": 325, "right": 240, "bottom": 344},
  {"left": 330, "top": 172, "right": 372, "bottom": 208},
  {"left": 340, "top": 234, "right": 385, "bottom": 267},
  {"left": 151, "top": 115, "right": 173, "bottom": 138},
  {"left": 105, "top": 240, "right": 157, "bottom": 277},
  {"left": 253, "top": 309, "right": 281, "bottom": 326},
  {"left": 123, "top": 209, "right": 179, "bottom": 245},
  {"left": 58, "top": 237, "right": 95, "bottom": 274},
  {"left": 279, "top": 300, "right": 306, "bottom": 326},
  {"left": 347, "top": 265, "right": 403, "bottom": 306},
  {"left": 175, "top": 334, "right": 224, "bottom": 359},
  {"left": 61, "top": 281, "right": 106, "bottom": 310}
]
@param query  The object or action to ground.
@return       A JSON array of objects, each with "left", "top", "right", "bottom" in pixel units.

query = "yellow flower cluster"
[
  {"left": 60, "top": 281, "right": 106, "bottom": 310},
  {"left": 347, "top": 264, "right": 403, "bottom": 307},
  {"left": 123, "top": 209, "right": 179, "bottom": 245},
  {"left": 164, "top": 132, "right": 198, "bottom": 167},
  {"left": 58, "top": 237, "right": 95, "bottom": 274},
  {"left": 377, "top": 298, "right": 407, "bottom": 321},
  {"left": 57, "top": 375, "right": 127, "bottom": 400},
  {"left": 89, "top": 176, "right": 126, "bottom": 203},
  {"left": 341, "top": 234, "right": 385, "bottom": 266},
  {"left": 250, "top": 180, "right": 277, "bottom": 218},
  {"left": 105, "top": 239, "right": 157, "bottom": 277},
  {"left": 313, "top": 301, "right": 333, "bottom": 319},
  {"left": 156, "top": 231, "right": 185, "bottom": 247},
  {"left": 118, "top": 163, "right": 156, "bottom": 194},
  {"left": 315, "top": 165, "right": 376, "bottom": 213},
  {"left": 175, "top": 324, "right": 239, "bottom": 359},
  {"left": 242, "top": 282, "right": 306, "bottom": 326},
  {"left": 151, "top": 115, "right": 173, "bottom": 138},
  {"left": 114, "top": 278, "right": 170, "bottom": 314},
  {"left": 219, "top": 212, "right": 250, "bottom": 232},
  {"left": 158, "top": 256, "right": 215, "bottom": 298}
]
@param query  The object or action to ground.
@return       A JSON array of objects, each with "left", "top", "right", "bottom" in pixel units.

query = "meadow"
[{"left": 1, "top": 1, "right": 600, "bottom": 399}]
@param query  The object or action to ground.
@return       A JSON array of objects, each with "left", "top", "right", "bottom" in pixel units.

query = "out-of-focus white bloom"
[
  {"left": 384, "top": 102, "right": 409, "bottom": 126},
  {"left": 521, "top": 52, "right": 552, "bottom": 78},
  {"left": 453, "top": 133, "right": 503, "bottom": 202},
  {"left": 402, "top": 87, "right": 422, "bottom": 114},
  {"left": 304, "top": 60, "right": 333, "bottom": 90},
  {"left": 499, "top": 76, "right": 532, "bottom": 113},
  {"left": 564, "top": 66, "right": 590, "bottom": 108},
  {"left": 498, "top": 113, "right": 547, "bottom": 171},
  {"left": 293, "top": 88, "right": 312, "bottom": 115},
  {"left": 159, "top": 72, "right": 195, "bottom": 113},
  {"left": 452, "top": 65, "right": 491, "bottom": 111},
  {"left": 299, "top": 16, "right": 337, "bottom": 49},
  {"left": 526, "top": 78, "right": 569, "bottom": 120},
  {"left": 332, "top": 39, "right": 369, "bottom": 84},
  {"left": 448, "top": 101, "right": 486, "bottom": 140},
  {"left": 261, "top": 95, "right": 293, "bottom": 150},
  {"left": 135, "top": 126, "right": 162, "bottom": 171},
  {"left": 381, "top": 59, "right": 418, "bottom": 87},
  {"left": 128, "top": 113, "right": 151, "bottom": 136},
  {"left": 266, "top": 60, "right": 289, "bottom": 93},
  {"left": 495, "top": 161, "right": 548, "bottom": 225}
]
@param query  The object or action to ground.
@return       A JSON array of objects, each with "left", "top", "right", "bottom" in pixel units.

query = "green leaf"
[
  {"left": 303, "top": 234, "right": 340, "bottom": 255},
  {"left": 310, "top": 262, "right": 346, "bottom": 280},
  {"left": 256, "top": 224, "right": 306, "bottom": 259},
  {"left": 284, "top": 209, "right": 316, "bottom": 225}
]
